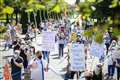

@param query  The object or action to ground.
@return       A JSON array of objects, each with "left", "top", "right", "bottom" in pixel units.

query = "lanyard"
[{"left": 39, "top": 60, "right": 44, "bottom": 80}]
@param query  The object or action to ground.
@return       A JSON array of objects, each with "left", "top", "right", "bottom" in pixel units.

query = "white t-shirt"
[
  {"left": 41, "top": 22, "right": 44, "bottom": 28},
  {"left": 107, "top": 45, "right": 117, "bottom": 65},
  {"left": 29, "top": 58, "right": 46, "bottom": 80},
  {"left": 113, "top": 45, "right": 120, "bottom": 60}
]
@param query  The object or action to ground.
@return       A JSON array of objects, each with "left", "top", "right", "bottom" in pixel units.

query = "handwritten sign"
[
  {"left": 89, "top": 44, "right": 104, "bottom": 58},
  {"left": 41, "top": 31, "right": 56, "bottom": 51},
  {"left": 70, "top": 43, "right": 85, "bottom": 71}
]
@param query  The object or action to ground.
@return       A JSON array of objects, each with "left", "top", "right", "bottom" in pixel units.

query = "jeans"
[
  {"left": 12, "top": 73, "right": 21, "bottom": 80},
  {"left": 42, "top": 51, "right": 49, "bottom": 63},
  {"left": 64, "top": 71, "right": 76, "bottom": 80},
  {"left": 108, "top": 65, "right": 115, "bottom": 77},
  {"left": 59, "top": 44, "right": 64, "bottom": 57},
  {"left": 4, "top": 41, "right": 11, "bottom": 50}
]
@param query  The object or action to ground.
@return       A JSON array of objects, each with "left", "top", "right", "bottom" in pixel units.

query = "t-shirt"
[
  {"left": 11, "top": 57, "right": 23, "bottom": 77},
  {"left": 29, "top": 58, "right": 46, "bottom": 80},
  {"left": 10, "top": 27, "right": 16, "bottom": 36},
  {"left": 58, "top": 37, "right": 65, "bottom": 44},
  {"left": 107, "top": 45, "right": 118, "bottom": 65},
  {"left": 113, "top": 45, "right": 120, "bottom": 64},
  {"left": 20, "top": 49, "right": 27, "bottom": 61}
]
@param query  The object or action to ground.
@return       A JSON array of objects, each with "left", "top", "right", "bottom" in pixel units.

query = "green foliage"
[
  {"left": 78, "top": 2, "right": 92, "bottom": 18},
  {"left": 83, "top": 28, "right": 93, "bottom": 37},
  {"left": 35, "top": 3, "right": 45, "bottom": 10},
  {"left": 51, "top": 4, "right": 61, "bottom": 13},
  {"left": 27, "top": 0, "right": 33, "bottom": 5},
  {"left": 94, "top": 32, "right": 103, "bottom": 44},
  {"left": 111, "top": 0, "right": 119, "bottom": 8},
  {"left": 0, "top": 32, "right": 6, "bottom": 39},
  {"left": 87, "top": 0, "right": 96, "bottom": 3},
  {"left": 0, "top": 0, "right": 4, "bottom": 4},
  {"left": 25, "top": 8, "right": 33, "bottom": 12},
  {"left": 112, "top": 28, "right": 120, "bottom": 36},
  {"left": 2, "top": 6, "right": 14, "bottom": 14},
  {"left": 0, "top": 26, "right": 7, "bottom": 33}
]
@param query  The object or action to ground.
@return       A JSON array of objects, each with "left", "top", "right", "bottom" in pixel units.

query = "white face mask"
[
  {"left": 14, "top": 50, "right": 20, "bottom": 58},
  {"left": 112, "top": 42, "right": 117, "bottom": 47},
  {"left": 14, "top": 54, "right": 18, "bottom": 58}
]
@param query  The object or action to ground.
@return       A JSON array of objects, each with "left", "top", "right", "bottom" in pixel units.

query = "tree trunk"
[
  {"left": 16, "top": 12, "right": 18, "bottom": 24},
  {"left": 43, "top": 10, "right": 46, "bottom": 20},
  {"left": 39, "top": 10, "right": 42, "bottom": 22},
  {"left": 6, "top": 14, "right": 9, "bottom": 23},
  {"left": 20, "top": 10, "right": 28, "bottom": 34},
  {"left": 33, "top": 11, "right": 37, "bottom": 28},
  {"left": 27, "top": 12, "right": 31, "bottom": 23}
]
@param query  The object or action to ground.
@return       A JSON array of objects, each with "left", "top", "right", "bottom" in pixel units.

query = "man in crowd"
[
  {"left": 11, "top": 50, "right": 23, "bottom": 80},
  {"left": 114, "top": 41, "right": 120, "bottom": 80},
  {"left": 28, "top": 51, "right": 47, "bottom": 80},
  {"left": 58, "top": 32, "right": 66, "bottom": 58}
]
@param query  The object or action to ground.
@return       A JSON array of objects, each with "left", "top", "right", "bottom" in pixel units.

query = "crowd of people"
[{"left": 0, "top": 16, "right": 120, "bottom": 80}]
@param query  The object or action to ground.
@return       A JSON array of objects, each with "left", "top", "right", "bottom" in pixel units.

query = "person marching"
[
  {"left": 28, "top": 51, "right": 47, "bottom": 80},
  {"left": 10, "top": 50, "right": 23, "bottom": 80}
]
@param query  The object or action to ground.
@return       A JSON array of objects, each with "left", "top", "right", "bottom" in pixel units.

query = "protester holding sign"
[
  {"left": 107, "top": 40, "right": 118, "bottom": 79},
  {"left": 41, "top": 31, "right": 56, "bottom": 63},
  {"left": 64, "top": 43, "right": 85, "bottom": 80},
  {"left": 113, "top": 41, "right": 120, "bottom": 80}
]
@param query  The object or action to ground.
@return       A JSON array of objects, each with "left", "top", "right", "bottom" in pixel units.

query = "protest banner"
[
  {"left": 70, "top": 43, "right": 85, "bottom": 71},
  {"left": 89, "top": 43, "right": 104, "bottom": 58},
  {"left": 41, "top": 31, "right": 56, "bottom": 51}
]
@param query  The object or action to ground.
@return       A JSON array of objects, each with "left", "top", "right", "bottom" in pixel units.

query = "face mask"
[
  {"left": 14, "top": 54, "right": 18, "bottom": 58},
  {"left": 112, "top": 42, "right": 116, "bottom": 47},
  {"left": 38, "top": 55, "right": 42, "bottom": 59}
]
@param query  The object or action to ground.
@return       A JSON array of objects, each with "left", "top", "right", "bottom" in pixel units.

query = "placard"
[
  {"left": 70, "top": 43, "right": 85, "bottom": 71},
  {"left": 41, "top": 31, "right": 56, "bottom": 51},
  {"left": 89, "top": 44, "right": 104, "bottom": 58}
]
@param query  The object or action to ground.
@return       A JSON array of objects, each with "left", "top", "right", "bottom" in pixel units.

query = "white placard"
[
  {"left": 41, "top": 31, "right": 56, "bottom": 51},
  {"left": 89, "top": 44, "right": 104, "bottom": 58},
  {"left": 70, "top": 43, "right": 85, "bottom": 71}
]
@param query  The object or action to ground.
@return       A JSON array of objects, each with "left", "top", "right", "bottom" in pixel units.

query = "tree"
[{"left": 75, "top": 0, "right": 120, "bottom": 43}]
